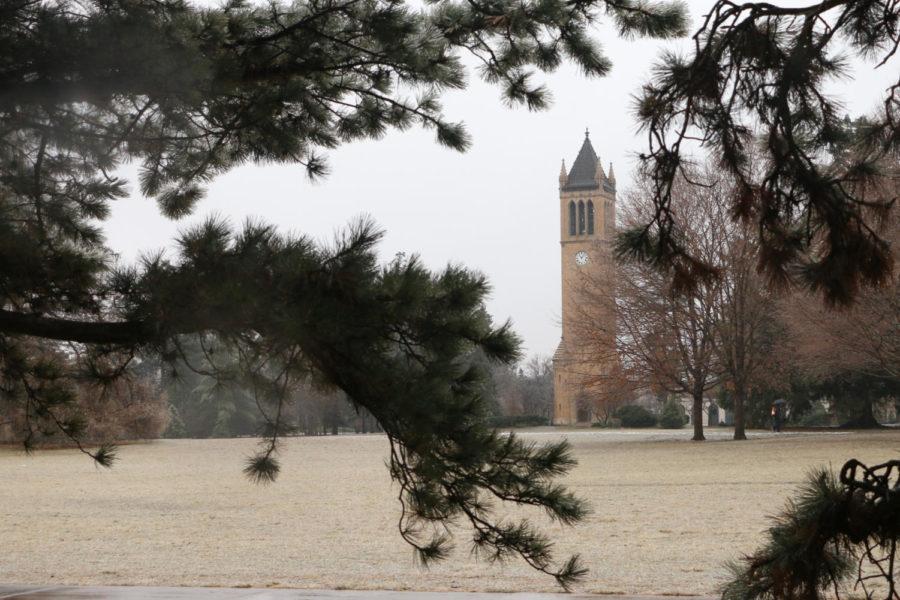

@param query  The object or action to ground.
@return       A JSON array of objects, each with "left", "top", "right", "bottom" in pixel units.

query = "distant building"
[
  {"left": 635, "top": 393, "right": 732, "bottom": 427},
  {"left": 552, "top": 131, "right": 617, "bottom": 425},
  {"left": 676, "top": 397, "right": 732, "bottom": 427}
]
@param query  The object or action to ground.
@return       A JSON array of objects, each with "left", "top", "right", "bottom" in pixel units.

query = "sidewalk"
[{"left": 0, "top": 586, "right": 714, "bottom": 600}]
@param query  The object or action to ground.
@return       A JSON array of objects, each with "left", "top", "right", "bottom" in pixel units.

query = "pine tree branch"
[{"left": 0, "top": 310, "right": 152, "bottom": 345}]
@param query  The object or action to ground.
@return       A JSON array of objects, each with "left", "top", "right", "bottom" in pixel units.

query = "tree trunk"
[
  {"left": 733, "top": 387, "right": 747, "bottom": 440},
  {"left": 692, "top": 392, "right": 705, "bottom": 441},
  {"left": 839, "top": 395, "right": 882, "bottom": 429}
]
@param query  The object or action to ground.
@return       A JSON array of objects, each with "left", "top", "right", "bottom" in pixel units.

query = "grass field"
[{"left": 1, "top": 429, "right": 898, "bottom": 595}]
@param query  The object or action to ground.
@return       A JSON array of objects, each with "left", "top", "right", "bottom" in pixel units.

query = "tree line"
[
  {"left": 0, "top": 341, "right": 549, "bottom": 442},
  {"left": 0, "top": 345, "right": 384, "bottom": 443}
]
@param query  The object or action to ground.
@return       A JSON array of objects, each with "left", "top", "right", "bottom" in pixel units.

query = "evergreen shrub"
[
  {"left": 797, "top": 405, "right": 833, "bottom": 427},
  {"left": 614, "top": 405, "right": 657, "bottom": 428},
  {"left": 658, "top": 401, "right": 685, "bottom": 429}
]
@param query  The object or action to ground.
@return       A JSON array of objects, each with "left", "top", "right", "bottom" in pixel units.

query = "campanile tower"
[{"left": 552, "top": 130, "right": 617, "bottom": 425}]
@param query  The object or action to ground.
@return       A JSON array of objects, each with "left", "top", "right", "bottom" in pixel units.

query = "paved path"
[{"left": 0, "top": 586, "right": 714, "bottom": 600}]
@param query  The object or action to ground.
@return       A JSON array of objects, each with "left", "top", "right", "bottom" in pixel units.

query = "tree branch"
[{"left": 0, "top": 310, "right": 152, "bottom": 345}]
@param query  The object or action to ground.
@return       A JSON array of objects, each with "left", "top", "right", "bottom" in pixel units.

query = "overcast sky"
[{"left": 103, "top": 0, "right": 898, "bottom": 360}]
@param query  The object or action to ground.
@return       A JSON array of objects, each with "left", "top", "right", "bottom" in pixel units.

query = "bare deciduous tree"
[
  {"left": 492, "top": 356, "right": 554, "bottom": 420},
  {"left": 715, "top": 236, "right": 781, "bottom": 439},
  {"left": 711, "top": 174, "right": 784, "bottom": 440},
  {"left": 587, "top": 360, "right": 635, "bottom": 425},
  {"left": 574, "top": 175, "right": 723, "bottom": 441},
  {"left": 781, "top": 235, "right": 899, "bottom": 387}
]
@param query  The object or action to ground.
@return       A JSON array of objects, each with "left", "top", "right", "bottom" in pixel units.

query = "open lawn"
[{"left": 1, "top": 429, "right": 898, "bottom": 595}]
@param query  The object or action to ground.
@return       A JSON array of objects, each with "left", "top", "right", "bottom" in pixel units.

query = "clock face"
[{"left": 575, "top": 251, "right": 589, "bottom": 266}]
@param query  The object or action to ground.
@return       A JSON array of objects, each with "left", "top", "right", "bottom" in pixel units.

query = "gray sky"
[{"left": 103, "top": 0, "right": 898, "bottom": 359}]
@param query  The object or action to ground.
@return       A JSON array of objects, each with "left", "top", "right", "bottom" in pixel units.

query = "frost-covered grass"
[{"left": 1, "top": 429, "right": 896, "bottom": 594}]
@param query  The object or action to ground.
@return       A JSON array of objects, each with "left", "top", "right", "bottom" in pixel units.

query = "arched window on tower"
[
  {"left": 587, "top": 201, "right": 595, "bottom": 235},
  {"left": 568, "top": 201, "right": 576, "bottom": 236},
  {"left": 578, "top": 201, "right": 585, "bottom": 235}
]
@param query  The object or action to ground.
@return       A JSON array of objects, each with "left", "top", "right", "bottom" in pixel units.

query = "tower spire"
[
  {"left": 559, "top": 159, "right": 568, "bottom": 187},
  {"left": 608, "top": 162, "right": 616, "bottom": 185},
  {"left": 564, "top": 131, "right": 599, "bottom": 191}
]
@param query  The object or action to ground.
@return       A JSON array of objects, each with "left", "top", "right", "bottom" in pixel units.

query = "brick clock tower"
[{"left": 552, "top": 130, "right": 617, "bottom": 425}]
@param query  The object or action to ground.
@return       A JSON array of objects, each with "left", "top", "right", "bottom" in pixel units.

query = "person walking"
[{"left": 771, "top": 402, "right": 784, "bottom": 432}]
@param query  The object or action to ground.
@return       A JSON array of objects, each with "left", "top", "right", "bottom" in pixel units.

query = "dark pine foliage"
[
  {"left": 614, "top": 404, "right": 657, "bottom": 427},
  {"left": 0, "top": 0, "right": 689, "bottom": 587},
  {"left": 723, "top": 459, "right": 900, "bottom": 600},
  {"left": 626, "top": 0, "right": 900, "bottom": 306}
]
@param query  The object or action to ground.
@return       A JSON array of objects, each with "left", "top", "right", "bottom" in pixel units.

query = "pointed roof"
[{"left": 564, "top": 130, "right": 600, "bottom": 191}]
